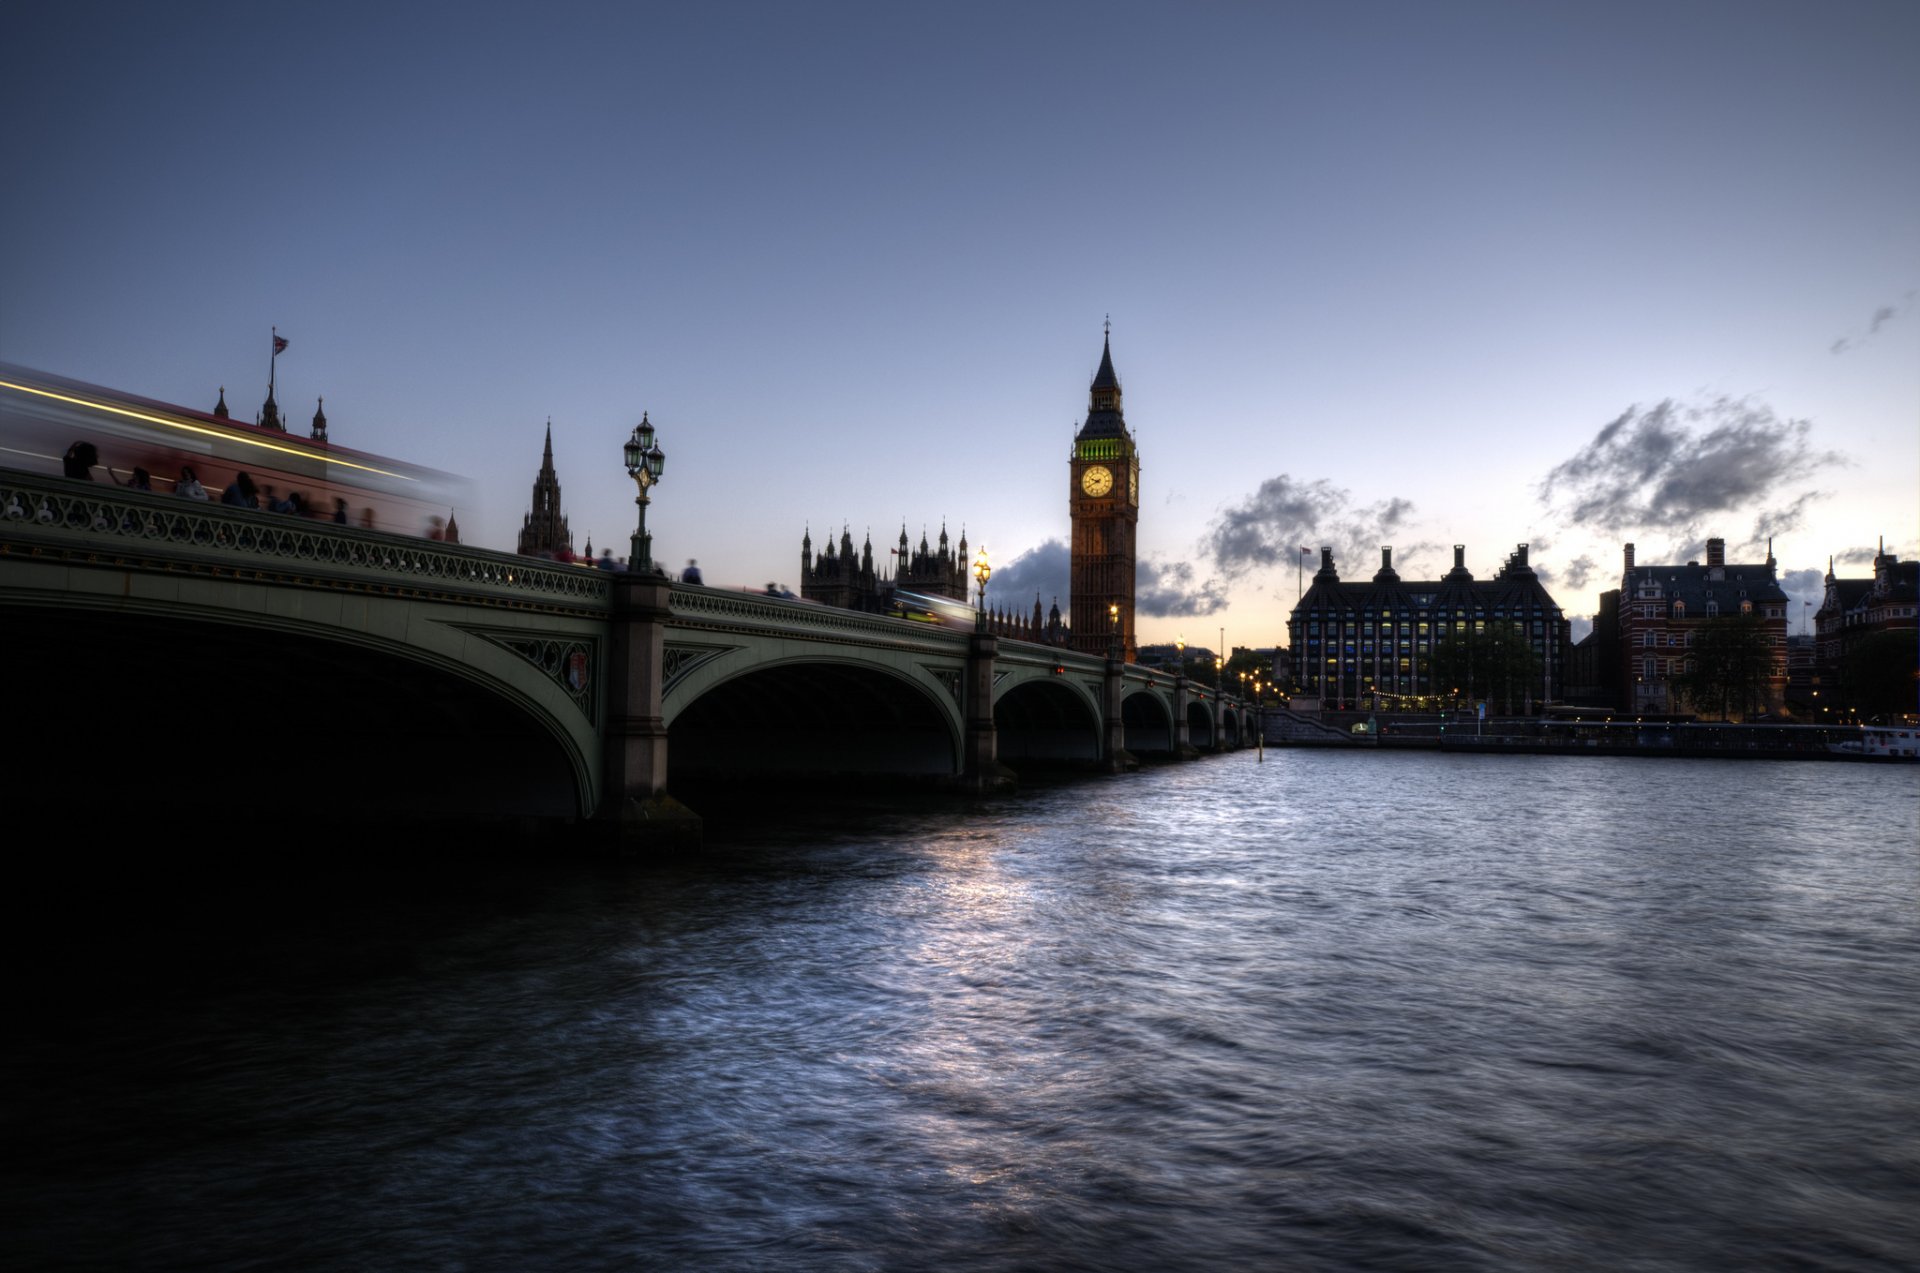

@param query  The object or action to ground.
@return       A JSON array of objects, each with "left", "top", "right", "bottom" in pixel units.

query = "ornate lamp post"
[
  {"left": 973, "top": 545, "right": 991, "bottom": 629},
  {"left": 622, "top": 413, "right": 666, "bottom": 573},
  {"left": 1108, "top": 602, "right": 1120, "bottom": 659}
]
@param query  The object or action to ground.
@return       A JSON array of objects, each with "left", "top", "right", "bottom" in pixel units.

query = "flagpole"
[{"left": 270, "top": 326, "right": 278, "bottom": 398}]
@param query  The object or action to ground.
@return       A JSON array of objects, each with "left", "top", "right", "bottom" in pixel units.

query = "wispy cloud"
[
  {"left": 1831, "top": 292, "right": 1914, "bottom": 354},
  {"left": 1207, "top": 474, "right": 1418, "bottom": 581},
  {"left": 1749, "top": 491, "right": 1825, "bottom": 551},
  {"left": 1537, "top": 396, "right": 1844, "bottom": 545}
]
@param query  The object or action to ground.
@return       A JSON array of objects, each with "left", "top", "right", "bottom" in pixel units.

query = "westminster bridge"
[{"left": 0, "top": 470, "right": 1249, "bottom": 832}]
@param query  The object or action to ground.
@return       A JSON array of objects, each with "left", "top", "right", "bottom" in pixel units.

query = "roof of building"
[
  {"left": 1091, "top": 332, "right": 1119, "bottom": 391},
  {"left": 1625, "top": 560, "right": 1788, "bottom": 611},
  {"left": 1295, "top": 545, "right": 1564, "bottom": 617},
  {"left": 1076, "top": 332, "right": 1130, "bottom": 442}
]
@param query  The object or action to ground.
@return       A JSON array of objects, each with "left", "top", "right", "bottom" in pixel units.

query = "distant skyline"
[{"left": 4, "top": 1, "right": 1914, "bottom": 648}]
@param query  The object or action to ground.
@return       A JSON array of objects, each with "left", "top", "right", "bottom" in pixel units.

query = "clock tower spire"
[{"left": 1069, "top": 324, "right": 1139, "bottom": 661}]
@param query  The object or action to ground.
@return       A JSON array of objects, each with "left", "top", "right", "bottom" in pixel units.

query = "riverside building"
[
  {"left": 1288, "top": 544, "right": 1569, "bottom": 710},
  {"left": 1601, "top": 537, "right": 1790, "bottom": 717}
]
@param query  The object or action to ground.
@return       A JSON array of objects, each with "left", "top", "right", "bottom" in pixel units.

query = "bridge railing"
[
  {"left": 0, "top": 468, "right": 611, "bottom": 604},
  {"left": 668, "top": 583, "right": 973, "bottom": 651}
]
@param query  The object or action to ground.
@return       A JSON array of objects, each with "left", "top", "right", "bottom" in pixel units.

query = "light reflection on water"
[{"left": 5, "top": 752, "right": 1918, "bottom": 1271}]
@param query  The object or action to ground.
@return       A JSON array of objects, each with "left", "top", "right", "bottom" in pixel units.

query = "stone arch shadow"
[
  {"left": 1186, "top": 700, "right": 1215, "bottom": 750},
  {"left": 0, "top": 601, "right": 590, "bottom": 819},
  {"left": 1122, "top": 688, "right": 1173, "bottom": 755},
  {"left": 666, "top": 658, "right": 962, "bottom": 788},
  {"left": 994, "top": 677, "right": 1101, "bottom": 767}
]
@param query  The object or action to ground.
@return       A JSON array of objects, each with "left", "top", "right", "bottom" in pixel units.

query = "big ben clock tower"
[{"left": 1069, "top": 325, "right": 1139, "bottom": 661}]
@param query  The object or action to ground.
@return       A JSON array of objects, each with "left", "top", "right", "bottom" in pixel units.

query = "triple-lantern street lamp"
[
  {"left": 622, "top": 414, "right": 666, "bottom": 574},
  {"left": 973, "top": 546, "right": 991, "bottom": 627}
]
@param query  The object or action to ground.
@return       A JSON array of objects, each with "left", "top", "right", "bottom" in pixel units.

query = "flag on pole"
[{"left": 273, "top": 335, "right": 289, "bottom": 354}]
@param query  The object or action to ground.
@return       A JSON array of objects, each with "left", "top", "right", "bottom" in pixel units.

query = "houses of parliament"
[{"left": 799, "top": 329, "right": 1142, "bottom": 661}]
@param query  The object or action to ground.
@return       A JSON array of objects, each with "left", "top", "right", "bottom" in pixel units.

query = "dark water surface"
[{"left": 7, "top": 753, "right": 1919, "bottom": 1271}]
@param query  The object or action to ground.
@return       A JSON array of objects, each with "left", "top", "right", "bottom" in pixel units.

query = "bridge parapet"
[
  {"left": 0, "top": 468, "right": 609, "bottom": 608},
  {"left": 668, "top": 583, "right": 970, "bottom": 653}
]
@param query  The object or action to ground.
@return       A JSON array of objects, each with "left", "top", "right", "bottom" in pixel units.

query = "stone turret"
[{"left": 516, "top": 422, "right": 572, "bottom": 557}]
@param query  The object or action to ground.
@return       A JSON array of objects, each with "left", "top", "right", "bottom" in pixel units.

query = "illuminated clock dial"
[
  {"left": 1081, "top": 464, "right": 1114, "bottom": 497},
  {"left": 1129, "top": 465, "right": 1138, "bottom": 504}
]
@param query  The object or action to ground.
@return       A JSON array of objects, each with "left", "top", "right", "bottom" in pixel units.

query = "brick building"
[
  {"left": 1813, "top": 539, "right": 1918, "bottom": 715},
  {"left": 1601, "top": 537, "right": 1789, "bottom": 718}
]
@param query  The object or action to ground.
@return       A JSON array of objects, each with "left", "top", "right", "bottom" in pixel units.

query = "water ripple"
[{"left": 4, "top": 754, "right": 1917, "bottom": 1271}]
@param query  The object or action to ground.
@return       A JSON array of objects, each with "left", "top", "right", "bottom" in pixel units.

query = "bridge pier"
[
  {"left": 1171, "top": 674, "right": 1201, "bottom": 759},
  {"left": 1102, "top": 653, "right": 1140, "bottom": 772},
  {"left": 603, "top": 573, "right": 702, "bottom": 846},
  {"left": 957, "top": 627, "right": 1018, "bottom": 791}
]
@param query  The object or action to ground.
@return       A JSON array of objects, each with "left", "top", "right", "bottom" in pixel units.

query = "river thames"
[{"left": 8, "top": 752, "right": 1918, "bottom": 1271}]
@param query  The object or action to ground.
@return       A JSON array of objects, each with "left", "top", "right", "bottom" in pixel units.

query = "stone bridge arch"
[
  {"left": 1186, "top": 699, "right": 1215, "bottom": 750},
  {"left": 0, "top": 479, "right": 610, "bottom": 819},
  {"left": 992, "top": 672, "right": 1102, "bottom": 765},
  {"left": 1121, "top": 686, "right": 1174, "bottom": 755},
  {"left": 0, "top": 590, "right": 601, "bottom": 818},
  {"left": 662, "top": 649, "right": 964, "bottom": 785}
]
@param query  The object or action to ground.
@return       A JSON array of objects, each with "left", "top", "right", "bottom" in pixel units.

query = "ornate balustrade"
[
  {"left": 668, "top": 583, "right": 971, "bottom": 653},
  {"left": 0, "top": 468, "right": 610, "bottom": 608}
]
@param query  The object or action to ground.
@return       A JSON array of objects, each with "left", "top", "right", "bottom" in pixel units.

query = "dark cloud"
[
  {"left": 1207, "top": 473, "right": 1419, "bottom": 581},
  {"left": 1831, "top": 293, "right": 1913, "bottom": 354},
  {"left": 1778, "top": 567, "right": 1825, "bottom": 632},
  {"left": 1137, "top": 559, "right": 1228, "bottom": 618},
  {"left": 1537, "top": 397, "right": 1843, "bottom": 542},
  {"left": 1561, "top": 554, "right": 1597, "bottom": 591},
  {"left": 989, "top": 539, "right": 1228, "bottom": 619},
  {"left": 1836, "top": 545, "right": 1881, "bottom": 567},
  {"left": 991, "top": 539, "right": 1069, "bottom": 610}
]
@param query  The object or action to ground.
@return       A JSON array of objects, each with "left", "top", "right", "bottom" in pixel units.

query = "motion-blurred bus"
[{"left": 0, "top": 363, "right": 465, "bottom": 535}]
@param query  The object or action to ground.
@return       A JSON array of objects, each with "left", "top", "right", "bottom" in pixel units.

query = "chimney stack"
[
  {"left": 1453, "top": 545, "right": 1466, "bottom": 570},
  {"left": 1382, "top": 547, "right": 1393, "bottom": 571},
  {"left": 1624, "top": 543, "right": 1635, "bottom": 570},
  {"left": 1706, "top": 538, "right": 1725, "bottom": 567}
]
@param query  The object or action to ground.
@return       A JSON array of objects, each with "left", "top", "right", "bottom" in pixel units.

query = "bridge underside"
[
  {"left": 1187, "top": 701, "right": 1214, "bottom": 749},
  {"left": 669, "top": 663, "right": 957, "bottom": 790},
  {"left": 1122, "top": 692, "right": 1173, "bottom": 755},
  {"left": 995, "top": 680, "right": 1100, "bottom": 766},
  {"left": 3, "top": 607, "right": 581, "bottom": 820}
]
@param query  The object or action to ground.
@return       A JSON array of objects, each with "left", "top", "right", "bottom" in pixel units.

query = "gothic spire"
[
  {"left": 1078, "top": 323, "right": 1128, "bottom": 439},
  {"left": 1091, "top": 323, "right": 1120, "bottom": 393}
]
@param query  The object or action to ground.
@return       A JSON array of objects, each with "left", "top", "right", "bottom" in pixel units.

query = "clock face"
[
  {"left": 1129, "top": 465, "right": 1138, "bottom": 505},
  {"left": 1081, "top": 464, "right": 1114, "bottom": 497}
]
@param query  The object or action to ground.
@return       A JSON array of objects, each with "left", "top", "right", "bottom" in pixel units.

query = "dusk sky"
[{"left": 5, "top": 1, "right": 1914, "bottom": 648}]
